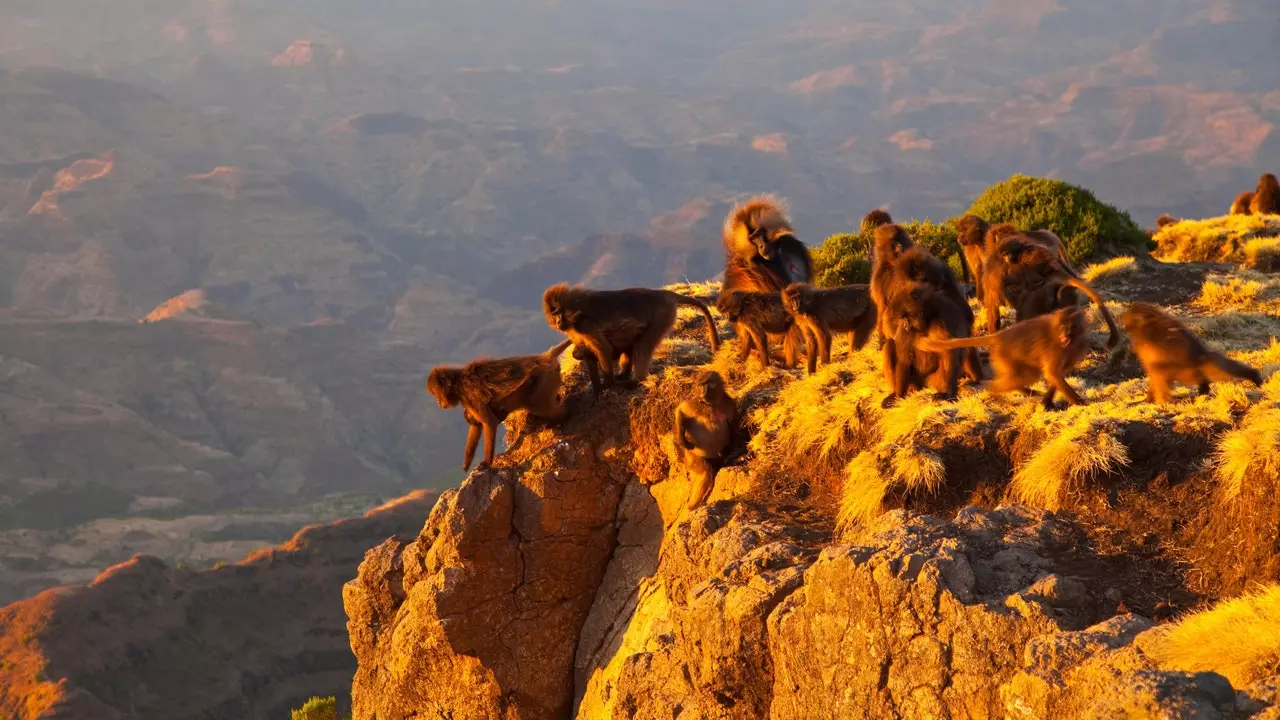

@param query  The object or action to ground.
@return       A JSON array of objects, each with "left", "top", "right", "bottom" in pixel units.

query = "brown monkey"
[
  {"left": 1231, "top": 191, "right": 1255, "bottom": 216},
  {"left": 1156, "top": 213, "right": 1178, "bottom": 230},
  {"left": 716, "top": 289, "right": 798, "bottom": 368},
  {"left": 1119, "top": 303, "right": 1263, "bottom": 404},
  {"left": 781, "top": 282, "right": 877, "bottom": 374},
  {"left": 573, "top": 343, "right": 627, "bottom": 400},
  {"left": 881, "top": 282, "right": 971, "bottom": 406},
  {"left": 721, "top": 195, "right": 811, "bottom": 365},
  {"left": 919, "top": 307, "right": 1091, "bottom": 410},
  {"left": 427, "top": 340, "right": 573, "bottom": 472},
  {"left": 543, "top": 284, "right": 719, "bottom": 390},
  {"left": 1251, "top": 174, "right": 1280, "bottom": 215},
  {"left": 861, "top": 209, "right": 894, "bottom": 232},
  {"left": 980, "top": 234, "right": 1122, "bottom": 349},
  {"left": 872, "top": 224, "right": 983, "bottom": 382},
  {"left": 673, "top": 370, "right": 739, "bottom": 509},
  {"left": 955, "top": 214, "right": 990, "bottom": 288}
]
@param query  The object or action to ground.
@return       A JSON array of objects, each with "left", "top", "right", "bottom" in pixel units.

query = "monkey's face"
[
  {"left": 749, "top": 228, "right": 777, "bottom": 261},
  {"left": 696, "top": 372, "right": 724, "bottom": 402},
  {"left": 426, "top": 370, "right": 461, "bottom": 408}
]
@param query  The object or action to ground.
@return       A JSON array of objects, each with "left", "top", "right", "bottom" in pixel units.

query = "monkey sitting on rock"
[{"left": 672, "top": 370, "right": 740, "bottom": 509}]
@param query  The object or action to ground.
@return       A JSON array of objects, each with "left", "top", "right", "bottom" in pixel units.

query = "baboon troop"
[
  {"left": 1229, "top": 174, "right": 1280, "bottom": 216},
  {"left": 426, "top": 189, "right": 1271, "bottom": 502}
]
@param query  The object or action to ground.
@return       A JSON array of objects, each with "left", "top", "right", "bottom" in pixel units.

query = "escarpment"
[
  {"left": 346, "top": 268, "right": 1280, "bottom": 719},
  {"left": 0, "top": 491, "right": 436, "bottom": 720}
]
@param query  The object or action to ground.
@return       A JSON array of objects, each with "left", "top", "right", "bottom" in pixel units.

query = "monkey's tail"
[
  {"left": 544, "top": 339, "right": 574, "bottom": 360},
  {"left": 1064, "top": 277, "right": 1123, "bottom": 350},
  {"left": 1204, "top": 352, "right": 1264, "bottom": 386},
  {"left": 722, "top": 194, "right": 791, "bottom": 254},
  {"left": 916, "top": 334, "right": 996, "bottom": 353},
  {"left": 674, "top": 295, "right": 722, "bottom": 352}
]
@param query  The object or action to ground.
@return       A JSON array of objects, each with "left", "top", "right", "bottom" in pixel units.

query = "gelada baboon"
[
  {"left": 673, "top": 370, "right": 739, "bottom": 509},
  {"left": 781, "top": 282, "right": 877, "bottom": 374},
  {"left": 920, "top": 307, "right": 1092, "bottom": 410},
  {"left": 1156, "top": 214, "right": 1178, "bottom": 231},
  {"left": 543, "top": 284, "right": 719, "bottom": 390},
  {"left": 980, "top": 232, "right": 1122, "bottom": 349},
  {"left": 722, "top": 195, "right": 812, "bottom": 364},
  {"left": 572, "top": 344, "right": 625, "bottom": 400},
  {"left": 955, "top": 214, "right": 990, "bottom": 288},
  {"left": 427, "top": 340, "right": 573, "bottom": 472},
  {"left": 861, "top": 209, "right": 894, "bottom": 232},
  {"left": 881, "top": 282, "right": 971, "bottom": 407},
  {"left": 1231, "top": 191, "right": 1255, "bottom": 216},
  {"left": 716, "top": 289, "right": 798, "bottom": 368},
  {"left": 1251, "top": 173, "right": 1280, "bottom": 215},
  {"left": 872, "top": 224, "right": 982, "bottom": 381},
  {"left": 1119, "top": 302, "right": 1263, "bottom": 404}
]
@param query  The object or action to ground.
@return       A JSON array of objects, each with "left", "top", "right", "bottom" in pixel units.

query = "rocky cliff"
[
  {"left": 345, "top": 268, "right": 1280, "bottom": 719},
  {"left": 0, "top": 490, "right": 437, "bottom": 720}
]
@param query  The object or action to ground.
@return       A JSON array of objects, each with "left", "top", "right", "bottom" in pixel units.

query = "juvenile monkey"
[
  {"left": 919, "top": 307, "right": 1092, "bottom": 410},
  {"left": 573, "top": 343, "right": 626, "bottom": 400},
  {"left": 716, "top": 289, "right": 798, "bottom": 368},
  {"left": 861, "top": 209, "right": 894, "bottom": 232},
  {"left": 781, "top": 282, "right": 877, "bottom": 374},
  {"left": 543, "top": 284, "right": 719, "bottom": 390},
  {"left": 954, "top": 214, "right": 990, "bottom": 288},
  {"left": 1119, "top": 303, "right": 1264, "bottom": 404},
  {"left": 673, "top": 370, "right": 739, "bottom": 509},
  {"left": 427, "top": 340, "right": 573, "bottom": 472}
]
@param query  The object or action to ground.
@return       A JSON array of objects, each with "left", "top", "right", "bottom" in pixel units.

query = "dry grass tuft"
[
  {"left": 1196, "top": 277, "right": 1264, "bottom": 311},
  {"left": 1153, "top": 214, "right": 1280, "bottom": 264},
  {"left": 1082, "top": 256, "right": 1138, "bottom": 283},
  {"left": 1245, "top": 237, "right": 1280, "bottom": 273},
  {"left": 1215, "top": 401, "right": 1280, "bottom": 505},
  {"left": 1145, "top": 584, "right": 1280, "bottom": 687},
  {"left": 1009, "top": 419, "right": 1131, "bottom": 511}
]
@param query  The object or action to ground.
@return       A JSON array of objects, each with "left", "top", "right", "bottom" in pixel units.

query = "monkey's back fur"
[
  {"left": 1120, "top": 303, "right": 1263, "bottom": 394},
  {"left": 1251, "top": 174, "right": 1280, "bottom": 215},
  {"left": 1232, "top": 191, "right": 1255, "bottom": 216}
]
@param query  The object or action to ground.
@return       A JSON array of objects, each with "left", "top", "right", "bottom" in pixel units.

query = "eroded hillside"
[{"left": 346, "top": 247, "right": 1280, "bottom": 718}]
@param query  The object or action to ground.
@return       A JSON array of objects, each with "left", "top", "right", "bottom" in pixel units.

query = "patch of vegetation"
[
  {"left": 813, "top": 219, "right": 964, "bottom": 287},
  {"left": 0, "top": 484, "right": 134, "bottom": 531},
  {"left": 291, "top": 696, "right": 349, "bottom": 720},
  {"left": 1146, "top": 584, "right": 1280, "bottom": 687},
  {"left": 1081, "top": 256, "right": 1138, "bottom": 283},
  {"left": 1154, "top": 214, "right": 1280, "bottom": 264},
  {"left": 1245, "top": 237, "right": 1280, "bottom": 273},
  {"left": 967, "top": 174, "right": 1151, "bottom": 263}
]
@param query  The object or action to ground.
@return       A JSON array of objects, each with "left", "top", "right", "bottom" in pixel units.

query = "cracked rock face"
[{"left": 345, "top": 421, "right": 1261, "bottom": 719}]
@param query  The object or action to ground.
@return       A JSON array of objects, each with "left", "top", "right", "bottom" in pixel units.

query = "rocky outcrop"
[{"left": 0, "top": 490, "right": 436, "bottom": 720}]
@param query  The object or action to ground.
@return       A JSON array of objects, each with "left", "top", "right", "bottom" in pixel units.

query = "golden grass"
[
  {"left": 1196, "top": 277, "right": 1264, "bottom": 310},
  {"left": 1145, "top": 584, "right": 1280, "bottom": 687},
  {"left": 1215, "top": 401, "right": 1280, "bottom": 504},
  {"left": 1245, "top": 237, "right": 1280, "bottom": 273},
  {"left": 1153, "top": 214, "right": 1280, "bottom": 264},
  {"left": 1009, "top": 419, "right": 1130, "bottom": 511},
  {"left": 1081, "top": 256, "right": 1138, "bottom": 283}
]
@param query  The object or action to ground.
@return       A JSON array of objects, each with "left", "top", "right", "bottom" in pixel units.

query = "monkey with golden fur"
[
  {"left": 1250, "top": 173, "right": 1280, "bottom": 215},
  {"left": 880, "top": 282, "right": 971, "bottom": 407},
  {"left": 1119, "top": 302, "right": 1263, "bottom": 404},
  {"left": 781, "top": 282, "right": 877, "bottom": 374},
  {"left": 978, "top": 229, "right": 1122, "bottom": 349},
  {"left": 919, "top": 307, "right": 1092, "bottom": 410},
  {"left": 543, "top": 284, "right": 719, "bottom": 391},
  {"left": 427, "top": 340, "right": 573, "bottom": 472},
  {"left": 1231, "top": 191, "right": 1255, "bottom": 216},
  {"left": 716, "top": 289, "right": 799, "bottom": 368},
  {"left": 673, "top": 370, "right": 740, "bottom": 509}
]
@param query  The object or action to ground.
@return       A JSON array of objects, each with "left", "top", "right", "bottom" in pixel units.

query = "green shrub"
[
  {"left": 813, "top": 220, "right": 966, "bottom": 287},
  {"left": 966, "top": 174, "right": 1151, "bottom": 264},
  {"left": 291, "top": 696, "right": 348, "bottom": 720}
]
